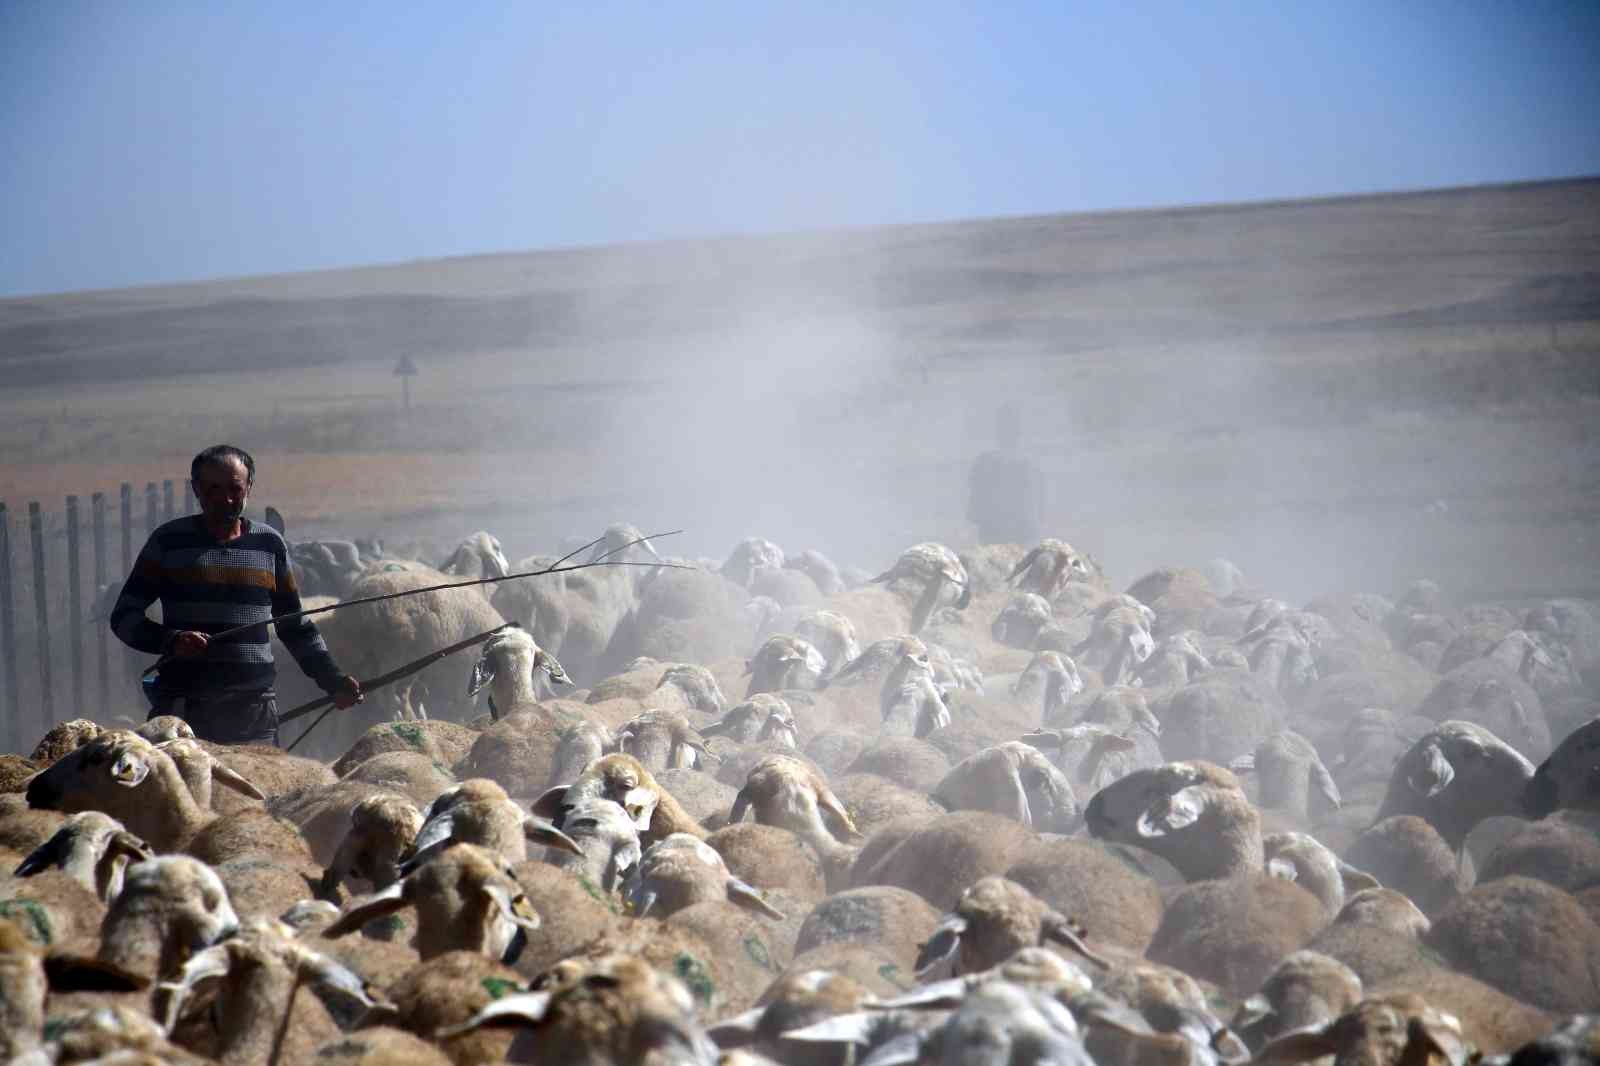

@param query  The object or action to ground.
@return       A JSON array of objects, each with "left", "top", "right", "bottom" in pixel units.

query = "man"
[
  {"left": 110, "top": 445, "right": 362, "bottom": 745},
  {"left": 967, "top": 402, "right": 1044, "bottom": 546}
]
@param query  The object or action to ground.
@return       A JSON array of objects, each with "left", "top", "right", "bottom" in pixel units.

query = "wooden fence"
[{"left": 0, "top": 479, "right": 195, "bottom": 756}]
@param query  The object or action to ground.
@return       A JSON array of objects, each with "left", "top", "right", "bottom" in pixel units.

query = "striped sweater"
[{"left": 111, "top": 515, "right": 345, "bottom": 698}]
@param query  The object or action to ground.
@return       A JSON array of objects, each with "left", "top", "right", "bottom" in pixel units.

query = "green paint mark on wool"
[
  {"left": 390, "top": 723, "right": 426, "bottom": 748},
  {"left": 0, "top": 899, "right": 53, "bottom": 945},
  {"left": 673, "top": 952, "right": 715, "bottom": 1006},
  {"left": 481, "top": 976, "right": 521, "bottom": 1000}
]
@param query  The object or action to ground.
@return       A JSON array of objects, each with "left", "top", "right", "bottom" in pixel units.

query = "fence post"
[
  {"left": 120, "top": 483, "right": 133, "bottom": 573},
  {"left": 67, "top": 495, "right": 84, "bottom": 716},
  {"left": 0, "top": 504, "right": 16, "bottom": 752},
  {"left": 163, "top": 480, "right": 175, "bottom": 522},
  {"left": 93, "top": 492, "right": 109, "bottom": 714},
  {"left": 29, "top": 501, "right": 54, "bottom": 732},
  {"left": 145, "top": 482, "right": 159, "bottom": 537}
]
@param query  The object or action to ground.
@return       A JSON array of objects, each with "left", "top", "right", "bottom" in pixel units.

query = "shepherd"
[{"left": 110, "top": 444, "right": 363, "bottom": 746}]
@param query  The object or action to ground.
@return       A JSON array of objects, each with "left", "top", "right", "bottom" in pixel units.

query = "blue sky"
[{"left": 2, "top": 1, "right": 1597, "bottom": 297}]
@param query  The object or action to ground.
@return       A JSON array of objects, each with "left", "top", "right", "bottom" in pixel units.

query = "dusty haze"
[{"left": 2, "top": 177, "right": 1597, "bottom": 605}]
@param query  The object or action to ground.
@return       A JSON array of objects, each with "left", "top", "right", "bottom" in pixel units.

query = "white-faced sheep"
[
  {"left": 97, "top": 854, "right": 241, "bottom": 982},
  {"left": 541, "top": 797, "right": 642, "bottom": 898},
  {"left": 702, "top": 695, "right": 799, "bottom": 749},
  {"left": 1231, "top": 731, "right": 1341, "bottom": 824},
  {"left": 535, "top": 752, "right": 708, "bottom": 850},
  {"left": 13, "top": 811, "right": 153, "bottom": 903},
  {"left": 323, "top": 842, "right": 543, "bottom": 963},
  {"left": 746, "top": 634, "right": 830, "bottom": 697},
  {"left": 316, "top": 793, "right": 425, "bottom": 899},
  {"left": 1008, "top": 538, "right": 1095, "bottom": 602},
  {"left": 1249, "top": 993, "right": 1471, "bottom": 1066},
  {"left": 614, "top": 709, "right": 713, "bottom": 773},
  {"left": 992, "top": 593, "right": 1057, "bottom": 650},
  {"left": 1230, "top": 949, "right": 1363, "bottom": 1051},
  {"left": 466, "top": 624, "right": 572, "bottom": 720},
  {"left": 1011, "top": 650, "right": 1085, "bottom": 725},
  {"left": 624, "top": 833, "right": 785, "bottom": 920},
  {"left": 729, "top": 754, "right": 862, "bottom": 888},
  {"left": 872, "top": 542, "right": 973, "bottom": 635},
  {"left": 914, "top": 875, "right": 1109, "bottom": 978},
  {"left": 932, "top": 742, "right": 1080, "bottom": 833},
  {"left": 401, "top": 778, "right": 579, "bottom": 873}
]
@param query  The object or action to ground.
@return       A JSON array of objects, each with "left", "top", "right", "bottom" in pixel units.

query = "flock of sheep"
[{"left": 2, "top": 518, "right": 1599, "bottom": 1065}]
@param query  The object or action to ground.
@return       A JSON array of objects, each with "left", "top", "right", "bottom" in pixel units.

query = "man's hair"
[{"left": 191, "top": 444, "right": 256, "bottom": 485}]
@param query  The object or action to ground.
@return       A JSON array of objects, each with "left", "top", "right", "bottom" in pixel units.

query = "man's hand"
[
  {"left": 171, "top": 631, "right": 209, "bottom": 659},
  {"left": 333, "top": 675, "right": 364, "bottom": 710}
]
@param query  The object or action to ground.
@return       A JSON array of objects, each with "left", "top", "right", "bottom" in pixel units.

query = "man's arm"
[
  {"left": 272, "top": 543, "right": 361, "bottom": 707},
  {"left": 109, "top": 535, "right": 176, "bottom": 656}
]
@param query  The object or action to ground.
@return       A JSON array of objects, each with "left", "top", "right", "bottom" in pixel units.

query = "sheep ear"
[
  {"left": 859, "top": 1030, "right": 924, "bottom": 1066},
  {"left": 1137, "top": 785, "right": 1206, "bottom": 837},
  {"left": 15, "top": 827, "right": 72, "bottom": 877},
  {"left": 529, "top": 786, "right": 569, "bottom": 821},
  {"left": 876, "top": 977, "right": 968, "bottom": 1010},
  {"left": 707, "top": 1007, "right": 766, "bottom": 1048},
  {"left": 522, "top": 815, "right": 582, "bottom": 856},
  {"left": 816, "top": 785, "right": 863, "bottom": 842},
  {"left": 1002, "top": 765, "right": 1035, "bottom": 828},
  {"left": 1080, "top": 734, "right": 1137, "bottom": 787},
  {"left": 1008, "top": 548, "right": 1043, "bottom": 584},
  {"left": 534, "top": 650, "right": 571, "bottom": 686},
  {"left": 1231, "top": 992, "right": 1274, "bottom": 1032},
  {"left": 726, "top": 877, "right": 785, "bottom": 920},
  {"left": 211, "top": 762, "right": 266, "bottom": 801},
  {"left": 1312, "top": 760, "right": 1342, "bottom": 811},
  {"left": 1252, "top": 1022, "right": 1339, "bottom": 1064},
  {"left": 400, "top": 813, "right": 460, "bottom": 875},
  {"left": 264, "top": 506, "right": 287, "bottom": 536},
  {"left": 468, "top": 654, "right": 496, "bottom": 698},
  {"left": 1407, "top": 743, "right": 1454, "bottom": 798},
  {"left": 322, "top": 883, "right": 408, "bottom": 939},
  {"left": 1337, "top": 859, "right": 1381, "bottom": 895},
  {"left": 1020, "top": 729, "right": 1063, "bottom": 750},
  {"left": 728, "top": 787, "right": 752, "bottom": 826},
  {"left": 111, "top": 750, "right": 150, "bottom": 788},
  {"left": 914, "top": 914, "right": 966, "bottom": 976},
  {"left": 1041, "top": 914, "right": 1110, "bottom": 969},
  {"left": 782, "top": 1011, "right": 881, "bottom": 1045},
  {"left": 294, "top": 944, "right": 390, "bottom": 1015},
  {"left": 156, "top": 942, "right": 234, "bottom": 1033},
  {"left": 1409, "top": 1015, "right": 1471, "bottom": 1066},
  {"left": 437, "top": 991, "right": 554, "bottom": 1038},
  {"left": 481, "top": 881, "right": 541, "bottom": 934}
]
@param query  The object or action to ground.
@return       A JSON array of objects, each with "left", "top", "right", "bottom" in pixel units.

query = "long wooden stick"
[
  {"left": 282, "top": 620, "right": 517, "bottom": 752},
  {"left": 141, "top": 529, "right": 684, "bottom": 678}
]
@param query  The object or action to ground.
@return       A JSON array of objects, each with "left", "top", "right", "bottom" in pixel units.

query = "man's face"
[{"left": 193, "top": 457, "right": 251, "bottom": 525}]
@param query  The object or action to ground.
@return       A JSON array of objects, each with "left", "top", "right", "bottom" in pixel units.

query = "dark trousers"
[{"left": 148, "top": 690, "right": 280, "bottom": 746}]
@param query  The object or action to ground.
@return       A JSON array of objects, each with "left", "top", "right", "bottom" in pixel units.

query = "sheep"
[
  {"left": 615, "top": 709, "right": 713, "bottom": 773},
  {"left": 1262, "top": 831, "right": 1377, "bottom": 917},
  {"left": 32, "top": 1003, "right": 210, "bottom": 1065},
  {"left": 854, "top": 810, "right": 1040, "bottom": 912},
  {"left": 24, "top": 731, "right": 294, "bottom": 856},
  {"left": 1416, "top": 659, "right": 1550, "bottom": 760},
  {"left": 466, "top": 624, "right": 572, "bottom": 720},
  {"left": 437, "top": 951, "right": 719, "bottom": 1065},
  {"left": 880, "top": 652, "right": 952, "bottom": 739},
  {"left": 1239, "top": 614, "right": 1320, "bottom": 705},
  {"left": 541, "top": 797, "right": 642, "bottom": 897},
  {"left": 549, "top": 718, "right": 617, "bottom": 786},
  {"left": 97, "top": 854, "right": 240, "bottom": 982},
  {"left": 788, "top": 548, "right": 847, "bottom": 596},
  {"left": 1342, "top": 816, "right": 1463, "bottom": 917},
  {"left": 705, "top": 821, "right": 830, "bottom": 906},
  {"left": 1304, "top": 888, "right": 1434, "bottom": 988},
  {"left": 316, "top": 793, "right": 424, "bottom": 899},
  {"left": 323, "top": 842, "right": 543, "bottom": 963},
  {"left": 793, "top": 610, "right": 861, "bottom": 676},
  {"left": 339, "top": 749, "right": 454, "bottom": 808},
  {"left": 1155, "top": 667, "right": 1284, "bottom": 767},
  {"left": 1143, "top": 872, "right": 1329, "bottom": 999},
  {"left": 993, "top": 593, "right": 1056, "bottom": 650},
  {"left": 1230, "top": 731, "right": 1341, "bottom": 823},
  {"left": 316, "top": 557, "right": 510, "bottom": 728},
  {"left": 1478, "top": 814, "right": 1600, "bottom": 892},
  {"left": 13, "top": 811, "right": 153, "bottom": 903},
  {"left": 702, "top": 695, "right": 799, "bottom": 749},
  {"left": 1248, "top": 993, "right": 1471, "bottom": 1066},
  {"left": 825, "top": 634, "right": 931, "bottom": 693},
  {"left": 1011, "top": 650, "right": 1085, "bottom": 725},
  {"left": 437, "top": 529, "right": 511, "bottom": 585},
  {"left": 721, "top": 537, "right": 786, "bottom": 587},
  {"left": 155, "top": 736, "right": 268, "bottom": 810},
  {"left": 366, "top": 949, "right": 523, "bottom": 1064},
  {"left": 535, "top": 752, "right": 708, "bottom": 850},
  {"left": 1230, "top": 950, "right": 1363, "bottom": 1051},
  {"left": 914, "top": 875, "right": 1109, "bottom": 978},
  {"left": 872, "top": 542, "right": 973, "bottom": 635},
  {"left": 625, "top": 832, "right": 786, "bottom": 920},
  {"left": 1074, "top": 602, "right": 1154, "bottom": 687},
  {"left": 400, "top": 777, "right": 579, "bottom": 873},
  {"left": 729, "top": 754, "right": 863, "bottom": 888},
  {"left": 708, "top": 967, "right": 875, "bottom": 1063},
  {"left": 1008, "top": 539, "right": 1095, "bottom": 602},
  {"left": 1524, "top": 716, "right": 1600, "bottom": 819},
  {"left": 29, "top": 719, "right": 105, "bottom": 766},
  {"left": 932, "top": 742, "right": 1080, "bottom": 833},
  {"left": 1421, "top": 875, "right": 1600, "bottom": 1016},
  {"left": 655, "top": 663, "right": 729, "bottom": 714},
  {"left": 330, "top": 719, "right": 479, "bottom": 778},
  {"left": 1133, "top": 631, "right": 1212, "bottom": 692},
  {"left": 746, "top": 634, "right": 830, "bottom": 696},
  {"left": 155, "top": 917, "right": 391, "bottom": 1066},
  {"left": 1004, "top": 838, "right": 1168, "bottom": 956},
  {"left": 1371, "top": 720, "right": 1535, "bottom": 855},
  {"left": 1084, "top": 761, "right": 1264, "bottom": 883}
]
